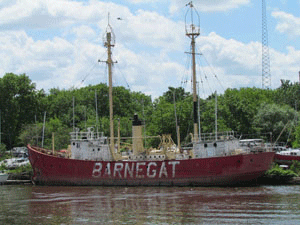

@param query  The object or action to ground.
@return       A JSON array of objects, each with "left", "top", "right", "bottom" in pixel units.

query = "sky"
[{"left": 0, "top": 0, "right": 300, "bottom": 100}]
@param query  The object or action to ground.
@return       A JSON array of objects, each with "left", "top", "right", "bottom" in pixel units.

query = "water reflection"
[{"left": 1, "top": 185, "right": 300, "bottom": 224}]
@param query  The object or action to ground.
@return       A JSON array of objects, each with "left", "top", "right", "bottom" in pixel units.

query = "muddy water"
[{"left": 1, "top": 185, "right": 300, "bottom": 224}]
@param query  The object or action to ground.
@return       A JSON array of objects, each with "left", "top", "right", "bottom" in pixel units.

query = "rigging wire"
[
  {"left": 199, "top": 49, "right": 226, "bottom": 93},
  {"left": 181, "top": 44, "right": 191, "bottom": 91},
  {"left": 75, "top": 62, "right": 98, "bottom": 89},
  {"left": 74, "top": 50, "right": 108, "bottom": 89},
  {"left": 197, "top": 55, "right": 213, "bottom": 97},
  {"left": 115, "top": 63, "right": 131, "bottom": 89}
]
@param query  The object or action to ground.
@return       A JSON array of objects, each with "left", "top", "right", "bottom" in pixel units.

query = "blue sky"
[{"left": 0, "top": 0, "right": 299, "bottom": 99}]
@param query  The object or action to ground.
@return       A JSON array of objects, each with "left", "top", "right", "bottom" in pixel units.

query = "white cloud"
[
  {"left": 123, "top": 10, "right": 185, "bottom": 51},
  {"left": 126, "top": 0, "right": 161, "bottom": 3},
  {"left": 272, "top": 11, "right": 300, "bottom": 37},
  {"left": 169, "top": 0, "right": 250, "bottom": 14},
  {"left": 70, "top": 25, "right": 97, "bottom": 40},
  {"left": 0, "top": 0, "right": 299, "bottom": 100},
  {"left": 0, "top": 0, "right": 113, "bottom": 29},
  {"left": 189, "top": 31, "right": 300, "bottom": 94}
]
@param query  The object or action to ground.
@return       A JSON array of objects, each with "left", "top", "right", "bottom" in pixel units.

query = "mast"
[
  {"left": 185, "top": 2, "right": 200, "bottom": 142},
  {"left": 215, "top": 91, "right": 218, "bottom": 140},
  {"left": 95, "top": 90, "right": 98, "bottom": 133},
  {"left": 101, "top": 14, "right": 119, "bottom": 160},
  {"left": 73, "top": 96, "right": 75, "bottom": 131}
]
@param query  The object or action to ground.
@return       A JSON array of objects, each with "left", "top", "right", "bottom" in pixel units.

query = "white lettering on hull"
[
  {"left": 147, "top": 162, "right": 157, "bottom": 178},
  {"left": 114, "top": 163, "right": 123, "bottom": 178},
  {"left": 92, "top": 161, "right": 180, "bottom": 179},
  {"left": 159, "top": 162, "right": 167, "bottom": 178}
]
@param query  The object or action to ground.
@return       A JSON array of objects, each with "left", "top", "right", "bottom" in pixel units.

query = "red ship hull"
[
  {"left": 274, "top": 154, "right": 300, "bottom": 165},
  {"left": 28, "top": 145, "right": 275, "bottom": 186}
]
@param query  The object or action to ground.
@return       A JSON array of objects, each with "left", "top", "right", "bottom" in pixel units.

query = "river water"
[{"left": 1, "top": 184, "right": 300, "bottom": 224}]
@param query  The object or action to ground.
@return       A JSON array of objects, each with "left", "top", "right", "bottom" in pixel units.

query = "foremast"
[{"left": 185, "top": 2, "right": 200, "bottom": 144}]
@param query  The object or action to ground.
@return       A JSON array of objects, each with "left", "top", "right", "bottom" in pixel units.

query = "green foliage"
[
  {"left": 163, "top": 87, "right": 190, "bottom": 103},
  {"left": 253, "top": 103, "right": 298, "bottom": 143},
  {"left": 0, "top": 143, "right": 6, "bottom": 157},
  {"left": 289, "top": 161, "right": 300, "bottom": 175},
  {"left": 1, "top": 71, "right": 300, "bottom": 150},
  {"left": 0, "top": 163, "right": 7, "bottom": 171},
  {"left": 0, "top": 73, "right": 45, "bottom": 149},
  {"left": 8, "top": 163, "right": 32, "bottom": 175},
  {"left": 292, "top": 124, "right": 300, "bottom": 148},
  {"left": 19, "top": 117, "right": 72, "bottom": 150},
  {"left": 265, "top": 164, "right": 297, "bottom": 178},
  {"left": 219, "top": 87, "right": 274, "bottom": 135},
  {"left": 274, "top": 80, "right": 300, "bottom": 109}
]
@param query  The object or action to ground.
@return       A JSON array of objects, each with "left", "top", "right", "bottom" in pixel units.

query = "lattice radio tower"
[{"left": 262, "top": 0, "right": 271, "bottom": 89}]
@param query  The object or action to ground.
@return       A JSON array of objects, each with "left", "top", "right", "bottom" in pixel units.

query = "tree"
[
  {"left": 219, "top": 87, "right": 274, "bottom": 135},
  {"left": 0, "top": 73, "right": 44, "bottom": 149},
  {"left": 162, "top": 87, "right": 190, "bottom": 103},
  {"left": 20, "top": 117, "right": 71, "bottom": 150},
  {"left": 253, "top": 103, "right": 298, "bottom": 143},
  {"left": 274, "top": 79, "right": 300, "bottom": 110}
]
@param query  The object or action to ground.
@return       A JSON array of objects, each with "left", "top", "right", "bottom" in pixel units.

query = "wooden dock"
[{"left": 3, "top": 180, "right": 32, "bottom": 185}]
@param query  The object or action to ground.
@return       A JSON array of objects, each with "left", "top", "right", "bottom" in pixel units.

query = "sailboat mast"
[{"left": 185, "top": 1, "right": 200, "bottom": 142}]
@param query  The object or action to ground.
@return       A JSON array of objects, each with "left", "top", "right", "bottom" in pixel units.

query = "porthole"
[
  {"left": 204, "top": 143, "right": 208, "bottom": 148},
  {"left": 213, "top": 143, "right": 217, "bottom": 147}
]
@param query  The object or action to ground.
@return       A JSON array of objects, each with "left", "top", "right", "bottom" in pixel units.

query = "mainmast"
[
  {"left": 102, "top": 16, "right": 117, "bottom": 158},
  {"left": 185, "top": 2, "right": 200, "bottom": 142}
]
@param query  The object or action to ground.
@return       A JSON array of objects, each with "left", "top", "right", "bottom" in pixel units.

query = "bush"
[
  {"left": 266, "top": 164, "right": 297, "bottom": 178},
  {"left": 8, "top": 163, "right": 32, "bottom": 174},
  {"left": 290, "top": 161, "right": 300, "bottom": 175}
]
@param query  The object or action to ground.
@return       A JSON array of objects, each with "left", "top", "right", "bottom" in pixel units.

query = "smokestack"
[{"left": 132, "top": 114, "right": 144, "bottom": 155}]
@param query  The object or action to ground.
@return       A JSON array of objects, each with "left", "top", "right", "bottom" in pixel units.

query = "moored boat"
[
  {"left": 274, "top": 149, "right": 300, "bottom": 165},
  {"left": 0, "top": 171, "right": 9, "bottom": 184},
  {"left": 27, "top": 2, "right": 275, "bottom": 186}
]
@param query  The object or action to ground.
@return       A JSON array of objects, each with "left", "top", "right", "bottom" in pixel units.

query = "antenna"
[{"left": 262, "top": 0, "right": 271, "bottom": 89}]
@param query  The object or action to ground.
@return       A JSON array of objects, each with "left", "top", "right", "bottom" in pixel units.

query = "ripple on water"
[{"left": 1, "top": 185, "right": 300, "bottom": 224}]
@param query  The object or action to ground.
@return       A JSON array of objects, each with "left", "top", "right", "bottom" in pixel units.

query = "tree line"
[{"left": 1, "top": 72, "right": 300, "bottom": 152}]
